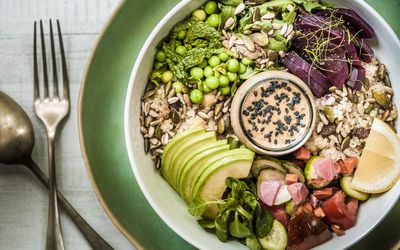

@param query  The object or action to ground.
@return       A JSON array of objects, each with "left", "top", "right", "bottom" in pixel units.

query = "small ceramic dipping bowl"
[{"left": 230, "top": 71, "right": 317, "bottom": 156}]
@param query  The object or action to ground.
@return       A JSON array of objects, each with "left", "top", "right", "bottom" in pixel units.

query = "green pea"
[
  {"left": 207, "top": 14, "right": 220, "bottom": 28},
  {"left": 241, "top": 57, "right": 253, "bottom": 66},
  {"left": 162, "top": 71, "right": 174, "bottom": 83},
  {"left": 190, "top": 89, "right": 204, "bottom": 104},
  {"left": 154, "top": 61, "right": 163, "bottom": 69},
  {"left": 202, "top": 82, "right": 212, "bottom": 93},
  {"left": 226, "top": 58, "right": 240, "bottom": 73},
  {"left": 174, "top": 40, "right": 182, "bottom": 46},
  {"left": 172, "top": 81, "right": 184, "bottom": 93},
  {"left": 198, "top": 59, "right": 208, "bottom": 68},
  {"left": 227, "top": 72, "right": 237, "bottom": 82},
  {"left": 208, "top": 55, "right": 220, "bottom": 67},
  {"left": 239, "top": 63, "right": 247, "bottom": 74},
  {"left": 220, "top": 86, "right": 231, "bottom": 95},
  {"left": 219, "top": 75, "right": 230, "bottom": 87},
  {"left": 190, "top": 67, "right": 204, "bottom": 79},
  {"left": 204, "top": 66, "right": 214, "bottom": 77},
  {"left": 204, "top": 1, "right": 218, "bottom": 14},
  {"left": 155, "top": 50, "right": 166, "bottom": 62},
  {"left": 218, "top": 52, "right": 230, "bottom": 62},
  {"left": 175, "top": 45, "right": 187, "bottom": 56},
  {"left": 205, "top": 76, "right": 220, "bottom": 90},
  {"left": 177, "top": 30, "right": 186, "bottom": 40},
  {"left": 192, "top": 9, "right": 207, "bottom": 21}
]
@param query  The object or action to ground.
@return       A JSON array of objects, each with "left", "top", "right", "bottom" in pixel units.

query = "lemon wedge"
[{"left": 351, "top": 118, "right": 400, "bottom": 193}]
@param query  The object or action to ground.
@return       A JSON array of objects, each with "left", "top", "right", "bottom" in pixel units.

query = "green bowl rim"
[{"left": 77, "top": 0, "right": 143, "bottom": 248}]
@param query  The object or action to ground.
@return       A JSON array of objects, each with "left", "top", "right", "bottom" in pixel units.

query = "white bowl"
[{"left": 125, "top": 0, "right": 400, "bottom": 249}]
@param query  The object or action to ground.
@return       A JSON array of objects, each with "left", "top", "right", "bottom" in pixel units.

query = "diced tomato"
[
  {"left": 343, "top": 157, "right": 359, "bottom": 175},
  {"left": 286, "top": 174, "right": 298, "bottom": 185},
  {"left": 313, "top": 188, "right": 333, "bottom": 200},
  {"left": 294, "top": 147, "right": 311, "bottom": 160},
  {"left": 314, "top": 207, "right": 325, "bottom": 218},
  {"left": 304, "top": 202, "right": 313, "bottom": 213},
  {"left": 262, "top": 204, "right": 290, "bottom": 227},
  {"left": 321, "top": 191, "right": 358, "bottom": 230},
  {"left": 331, "top": 224, "right": 345, "bottom": 236},
  {"left": 337, "top": 160, "right": 348, "bottom": 174}
]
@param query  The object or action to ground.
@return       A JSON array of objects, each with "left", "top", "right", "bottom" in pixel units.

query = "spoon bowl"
[
  {"left": 0, "top": 91, "right": 112, "bottom": 249},
  {"left": 0, "top": 91, "right": 34, "bottom": 164}
]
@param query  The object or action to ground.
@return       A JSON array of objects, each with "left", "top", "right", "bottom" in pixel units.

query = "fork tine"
[
  {"left": 33, "top": 21, "right": 39, "bottom": 100},
  {"left": 56, "top": 20, "right": 69, "bottom": 101},
  {"left": 49, "top": 19, "right": 59, "bottom": 98},
  {"left": 40, "top": 20, "right": 49, "bottom": 99}
]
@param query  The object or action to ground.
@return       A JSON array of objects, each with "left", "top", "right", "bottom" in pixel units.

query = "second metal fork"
[{"left": 34, "top": 19, "right": 69, "bottom": 250}]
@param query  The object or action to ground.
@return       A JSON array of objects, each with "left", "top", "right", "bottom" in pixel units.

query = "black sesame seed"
[{"left": 274, "top": 139, "right": 278, "bottom": 145}]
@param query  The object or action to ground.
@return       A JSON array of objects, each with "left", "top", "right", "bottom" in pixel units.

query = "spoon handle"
[{"left": 25, "top": 158, "right": 114, "bottom": 250}]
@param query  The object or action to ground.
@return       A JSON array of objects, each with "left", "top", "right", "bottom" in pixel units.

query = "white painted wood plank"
[{"left": 0, "top": 0, "right": 136, "bottom": 249}]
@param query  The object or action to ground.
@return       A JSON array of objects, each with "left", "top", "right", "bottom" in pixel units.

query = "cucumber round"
[
  {"left": 341, "top": 175, "right": 370, "bottom": 201},
  {"left": 258, "top": 220, "right": 288, "bottom": 250},
  {"left": 284, "top": 200, "right": 295, "bottom": 216},
  {"left": 304, "top": 156, "right": 332, "bottom": 189}
]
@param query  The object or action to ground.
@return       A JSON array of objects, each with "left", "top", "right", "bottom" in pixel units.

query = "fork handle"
[{"left": 24, "top": 158, "right": 114, "bottom": 250}]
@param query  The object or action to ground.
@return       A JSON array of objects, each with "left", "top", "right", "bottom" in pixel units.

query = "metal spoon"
[{"left": 0, "top": 91, "right": 113, "bottom": 250}]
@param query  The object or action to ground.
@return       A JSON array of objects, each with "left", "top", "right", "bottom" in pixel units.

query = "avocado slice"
[
  {"left": 180, "top": 144, "right": 230, "bottom": 203},
  {"left": 161, "top": 127, "right": 204, "bottom": 183},
  {"left": 168, "top": 131, "right": 217, "bottom": 189},
  {"left": 192, "top": 150, "right": 255, "bottom": 219},
  {"left": 173, "top": 139, "right": 228, "bottom": 192}
]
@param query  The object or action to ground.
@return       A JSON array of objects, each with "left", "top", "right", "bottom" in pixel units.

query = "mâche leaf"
[
  {"left": 188, "top": 197, "right": 208, "bottom": 217},
  {"left": 229, "top": 212, "right": 252, "bottom": 238},
  {"left": 254, "top": 205, "right": 273, "bottom": 238},
  {"left": 246, "top": 235, "right": 263, "bottom": 250}
]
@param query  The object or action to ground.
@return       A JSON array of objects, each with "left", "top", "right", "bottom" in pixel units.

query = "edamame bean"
[
  {"left": 204, "top": 66, "right": 214, "bottom": 77},
  {"left": 207, "top": 14, "right": 220, "bottom": 28},
  {"left": 220, "top": 86, "right": 230, "bottom": 95},
  {"left": 204, "top": 1, "right": 218, "bottom": 14},
  {"left": 226, "top": 58, "right": 240, "bottom": 73},
  {"left": 162, "top": 71, "right": 174, "bottom": 83},
  {"left": 190, "top": 67, "right": 204, "bottom": 79},
  {"left": 192, "top": 9, "right": 207, "bottom": 21},
  {"left": 155, "top": 50, "right": 166, "bottom": 62},
  {"left": 205, "top": 76, "right": 220, "bottom": 89},
  {"left": 208, "top": 55, "right": 220, "bottom": 67},
  {"left": 175, "top": 45, "right": 187, "bottom": 56},
  {"left": 190, "top": 89, "right": 204, "bottom": 104},
  {"left": 219, "top": 75, "right": 230, "bottom": 87}
]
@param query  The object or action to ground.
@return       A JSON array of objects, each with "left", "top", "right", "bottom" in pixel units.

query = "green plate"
[{"left": 79, "top": 0, "right": 400, "bottom": 249}]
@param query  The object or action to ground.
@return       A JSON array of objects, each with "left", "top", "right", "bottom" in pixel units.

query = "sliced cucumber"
[
  {"left": 285, "top": 200, "right": 295, "bottom": 216},
  {"left": 304, "top": 156, "right": 332, "bottom": 189},
  {"left": 258, "top": 220, "right": 288, "bottom": 250},
  {"left": 252, "top": 157, "right": 287, "bottom": 177},
  {"left": 341, "top": 175, "right": 370, "bottom": 201},
  {"left": 281, "top": 160, "right": 306, "bottom": 183}
]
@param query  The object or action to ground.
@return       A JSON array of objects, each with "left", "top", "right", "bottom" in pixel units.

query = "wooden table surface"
[{"left": 0, "top": 0, "right": 134, "bottom": 249}]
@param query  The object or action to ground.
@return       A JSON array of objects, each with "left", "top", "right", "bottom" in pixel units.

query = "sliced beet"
[
  {"left": 288, "top": 206, "right": 333, "bottom": 250},
  {"left": 294, "top": 13, "right": 344, "bottom": 41},
  {"left": 281, "top": 51, "right": 330, "bottom": 97},
  {"left": 354, "top": 37, "right": 374, "bottom": 62},
  {"left": 335, "top": 8, "right": 375, "bottom": 38},
  {"left": 321, "top": 47, "right": 349, "bottom": 88}
]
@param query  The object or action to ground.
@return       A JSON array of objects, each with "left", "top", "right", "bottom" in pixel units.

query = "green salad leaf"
[
  {"left": 229, "top": 212, "right": 252, "bottom": 238},
  {"left": 220, "top": 0, "right": 243, "bottom": 6},
  {"left": 254, "top": 204, "right": 273, "bottom": 238}
]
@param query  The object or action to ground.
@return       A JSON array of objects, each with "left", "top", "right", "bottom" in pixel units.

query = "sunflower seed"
[
  {"left": 150, "top": 119, "right": 162, "bottom": 126},
  {"left": 144, "top": 102, "right": 151, "bottom": 115},
  {"left": 168, "top": 97, "right": 179, "bottom": 104},
  {"left": 316, "top": 122, "right": 324, "bottom": 133},
  {"left": 285, "top": 24, "right": 293, "bottom": 37},
  {"left": 382, "top": 110, "right": 390, "bottom": 121},
  {"left": 377, "top": 64, "right": 386, "bottom": 80},
  {"left": 280, "top": 23, "right": 288, "bottom": 36},
  {"left": 286, "top": 4, "right": 294, "bottom": 11},
  {"left": 242, "top": 35, "right": 255, "bottom": 52},
  {"left": 224, "top": 17, "right": 235, "bottom": 29},
  {"left": 145, "top": 116, "right": 153, "bottom": 126},
  {"left": 168, "top": 89, "right": 175, "bottom": 98},
  {"left": 183, "top": 94, "right": 192, "bottom": 108},
  {"left": 165, "top": 81, "right": 172, "bottom": 94},
  {"left": 148, "top": 126, "right": 155, "bottom": 138},
  {"left": 268, "top": 29, "right": 274, "bottom": 36},
  {"left": 150, "top": 138, "right": 159, "bottom": 145},
  {"left": 144, "top": 139, "right": 150, "bottom": 154},
  {"left": 222, "top": 40, "right": 230, "bottom": 49},
  {"left": 319, "top": 112, "right": 329, "bottom": 125},
  {"left": 287, "top": 32, "right": 294, "bottom": 41},
  {"left": 224, "top": 98, "right": 232, "bottom": 107},
  {"left": 149, "top": 110, "right": 159, "bottom": 118},
  {"left": 336, "top": 121, "right": 343, "bottom": 134},
  {"left": 329, "top": 134, "right": 339, "bottom": 144},
  {"left": 222, "top": 106, "right": 229, "bottom": 114},
  {"left": 261, "top": 12, "right": 275, "bottom": 20},
  {"left": 217, "top": 118, "right": 226, "bottom": 134},
  {"left": 161, "top": 133, "right": 169, "bottom": 145},
  {"left": 198, "top": 111, "right": 209, "bottom": 120},
  {"left": 243, "top": 30, "right": 252, "bottom": 35},
  {"left": 235, "top": 3, "right": 246, "bottom": 15},
  {"left": 140, "top": 115, "right": 144, "bottom": 126},
  {"left": 272, "top": 23, "right": 282, "bottom": 30},
  {"left": 278, "top": 51, "right": 286, "bottom": 58},
  {"left": 214, "top": 103, "right": 223, "bottom": 116},
  {"left": 140, "top": 126, "right": 148, "bottom": 135},
  {"left": 155, "top": 149, "right": 163, "bottom": 154}
]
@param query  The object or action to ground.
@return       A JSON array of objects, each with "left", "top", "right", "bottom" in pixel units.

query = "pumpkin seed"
[
  {"left": 252, "top": 7, "right": 261, "bottom": 22},
  {"left": 384, "top": 75, "right": 392, "bottom": 87},
  {"left": 323, "top": 106, "right": 335, "bottom": 123},
  {"left": 340, "top": 136, "right": 351, "bottom": 151},
  {"left": 171, "top": 108, "right": 180, "bottom": 123},
  {"left": 364, "top": 103, "right": 374, "bottom": 114},
  {"left": 362, "top": 77, "right": 370, "bottom": 90},
  {"left": 267, "top": 50, "right": 278, "bottom": 61},
  {"left": 217, "top": 118, "right": 226, "bottom": 134},
  {"left": 250, "top": 32, "right": 269, "bottom": 47},
  {"left": 373, "top": 90, "right": 390, "bottom": 108},
  {"left": 377, "top": 64, "right": 386, "bottom": 80}
]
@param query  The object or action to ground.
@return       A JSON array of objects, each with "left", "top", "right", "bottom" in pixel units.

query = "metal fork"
[{"left": 33, "top": 19, "right": 69, "bottom": 250}]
